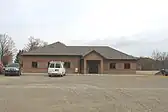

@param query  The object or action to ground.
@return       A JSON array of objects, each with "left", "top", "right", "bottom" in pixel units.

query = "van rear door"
[
  {"left": 48, "top": 62, "right": 61, "bottom": 74},
  {"left": 48, "top": 63, "right": 55, "bottom": 73}
]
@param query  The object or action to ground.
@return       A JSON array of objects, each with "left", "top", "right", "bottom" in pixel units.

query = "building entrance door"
[{"left": 87, "top": 60, "right": 100, "bottom": 74}]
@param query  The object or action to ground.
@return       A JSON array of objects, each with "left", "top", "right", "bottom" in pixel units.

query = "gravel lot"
[{"left": 0, "top": 75, "right": 168, "bottom": 112}]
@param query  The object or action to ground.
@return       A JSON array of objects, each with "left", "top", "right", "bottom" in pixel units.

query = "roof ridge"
[
  {"left": 23, "top": 41, "right": 66, "bottom": 54},
  {"left": 68, "top": 45, "right": 109, "bottom": 47},
  {"left": 68, "top": 45, "right": 109, "bottom": 46},
  {"left": 48, "top": 41, "right": 66, "bottom": 47}
]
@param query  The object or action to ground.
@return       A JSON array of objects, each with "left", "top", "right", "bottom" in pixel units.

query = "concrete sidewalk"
[{"left": 136, "top": 70, "right": 158, "bottom": 75}]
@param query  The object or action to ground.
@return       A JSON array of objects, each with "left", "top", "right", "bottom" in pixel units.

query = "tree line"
[
  {"left": 137, "top": 50, "right": 168, "bottom": 70},
  {"left": 0, "top": 33, "right": 48, "bottom": 65}
]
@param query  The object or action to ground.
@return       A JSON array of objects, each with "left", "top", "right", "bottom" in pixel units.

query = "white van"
[{"left": 48, "top": 61, "right": 66, "bottom": 77}]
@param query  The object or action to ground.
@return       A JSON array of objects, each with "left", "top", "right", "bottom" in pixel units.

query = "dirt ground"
[{"left": 0, "top": 75, "right": 168, "bottom": 112}]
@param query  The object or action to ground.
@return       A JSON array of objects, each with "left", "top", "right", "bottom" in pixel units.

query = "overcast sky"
[{"left": 0, "top": 0, "right": 168, "bottom": 57}]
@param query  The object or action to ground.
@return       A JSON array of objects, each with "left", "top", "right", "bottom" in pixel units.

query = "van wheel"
[{"left": 64, "top": 72, "right": 66, "bottom": 76}]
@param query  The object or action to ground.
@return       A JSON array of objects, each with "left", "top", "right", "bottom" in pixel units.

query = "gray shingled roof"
[{"left": 22, "top": 41, "right": 136, "bottom": 60}]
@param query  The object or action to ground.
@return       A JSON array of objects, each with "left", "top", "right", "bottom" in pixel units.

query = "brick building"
[{"left": 21, "top": 42, "right": 137, "bottom": 74}]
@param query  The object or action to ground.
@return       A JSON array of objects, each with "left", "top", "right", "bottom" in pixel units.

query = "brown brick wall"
[
  {"left": 21, "top": 55, "right": 80, "bottom": 73},
  {"left": 21, "top": 54, "right": 137, "bottom": 74},
  {"left": 103, "top": 59, "right": 137, "bottom": 74}
]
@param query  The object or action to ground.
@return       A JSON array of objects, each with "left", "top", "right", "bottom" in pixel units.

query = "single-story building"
[{"left": 21, "top": 41, "right": 137, "bottom": 74}]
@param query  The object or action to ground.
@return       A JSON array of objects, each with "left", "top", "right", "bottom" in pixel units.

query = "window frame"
[
  {"left": 64, "top": 62, "right": 71, "bottom": 68},
  {"left": 124, "top": 63, "right": 131, "bottom": 69},
  {"left": 32, "top": 62, "right": 38, "bottom": 68},
  {"left": 109, "top": 63, "right": 116, "bottom": 69}
]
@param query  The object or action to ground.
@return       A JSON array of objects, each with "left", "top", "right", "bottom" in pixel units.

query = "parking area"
[{"left": 0, "top": 75, "right": 168, "bottom": 112}]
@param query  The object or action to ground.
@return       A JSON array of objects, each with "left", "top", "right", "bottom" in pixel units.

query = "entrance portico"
[{"left": 83, "top": 50, "right": 104, "bottom": 74}]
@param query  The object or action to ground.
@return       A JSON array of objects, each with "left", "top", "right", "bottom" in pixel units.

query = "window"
[
  {"left": 55, "top": 63, "right": 61, "bottom": 68},
  {"left": 49, "top": 63, "right": 55, "bottom": 68},
  {"left": 109, "top": 63, "right": 116, "bottom": 69},
  {"left": 124, "top": 63, "right": 130, "bottom": 69},
  {"left": 64, "top": 62, "right": 71, "bottom": 68},
  {"left": 32, "top": 62, "right": 38, "bottom": 68}
]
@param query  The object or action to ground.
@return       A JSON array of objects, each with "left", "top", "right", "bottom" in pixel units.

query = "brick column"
[
  {"left": 101, "top": 60, "right": 104, "bottom": 74},
  {"left": 84, "top": 59, "right": 87, "bottom": 74}
]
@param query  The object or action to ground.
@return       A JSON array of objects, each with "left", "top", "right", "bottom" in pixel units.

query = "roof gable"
[{"left": 83, "top": 50, "right": 105, "bottom": 59}]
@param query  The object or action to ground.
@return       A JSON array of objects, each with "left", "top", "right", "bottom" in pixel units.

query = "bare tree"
[
  {"left": 152, "top": 50, "right": 161, "bottom": 60},
  {"left": 24, "top": 36, "right": 48, "bottom": 52},
  {"left": 0, "top": 33, "right": 17, "bottom": 64},
  {"left": 152, "top": 50, "right": 168, "bottom": 69}
]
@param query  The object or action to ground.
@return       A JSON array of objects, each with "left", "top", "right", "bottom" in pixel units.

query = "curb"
[{"left": 21, "top": 73, "right": 146, "bottom": 77}]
